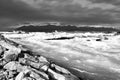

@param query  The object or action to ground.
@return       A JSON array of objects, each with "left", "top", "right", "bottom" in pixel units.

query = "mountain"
[{"left": 16, "top": 24, "right": 120, "bottom": 32}]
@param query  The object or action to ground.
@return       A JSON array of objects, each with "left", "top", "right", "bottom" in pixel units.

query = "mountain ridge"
[{"left": 16, "top": 24, "right": 120, "bottom": 32}]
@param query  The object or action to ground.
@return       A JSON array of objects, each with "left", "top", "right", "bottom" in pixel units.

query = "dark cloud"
[
  {"left": 0, "top": 0, "right": 120, "bottom": 31},
  {"left": 91, "top": 0, "right": 120, "bottom": 5}
]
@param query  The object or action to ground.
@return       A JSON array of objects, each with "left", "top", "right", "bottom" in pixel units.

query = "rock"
[
  {"left": 11, "top": 48, "right": 21, "bottom": 55},
  {"left": 48, "top": 68, "right": 79, "bottom": 80},
  {"left": 30, "top": 71, "right": 46, "bottom": 80},
  {"left": 0, "top": 46, "right": 4, "bottom": 55},
  {"left": 0, "top": 59, "right": 7, "bottom": 67},
  {"left": 40, "top": 65, "right": 49, "bottom": 72},
  {"left": 9, "top": 78, "right": 14, "bottom": 80},
  {"left": 0, "top": 75, "right": 6, "bottom": 80},
  {"left": 24, "top": 54, "right": 38, "bottom": 63},
  {"left": 15, "top": 69, "right": 31, "bottom": 80},
  {"left": 96, "top": 38, "right": 101, "bottom": 41},
  {"left": 22, "top": 77, "right": 33, "bottom": 80},
  {"left": 51, "top": 64, "right": 70, "bottom": 74},
  {"left": 29, "top": 61, "right": 46, "bottom": 69},
  {"left": 3, "top": 50, "right": 18, "bottom": 62},
  {"left": 104, "top": 37, "right": 108, "bottom": 40},
  {"left": 48, "top": 68, "right": 66, "bottom": 80},
  {"left": 30, "top": 71, "right": 40, "bottom": 79},
  {"left": 19, "top": 58, "right": 46, "bottom": 69},
  {"left": 0, "top": 71, "right": 7, "bottom": 80},
  {"left": 30, "top": 67, "right": 49, "bottom": 80},
  {"left": 23, "top": 69, "right": 31, "bottom": 74},
  {"left": 21, "top": 66, "right": 31, "bottom": 73},
  {"left": 38, "top": 56, "right": 48, "bottom": 63},
  {"left": 21, "top": 78, "right": 27, "bottom": 80},
  {"left": 19, "top": 58, "right": 27, "bottom": 64},
  {"left": 37, "top": 71, "right": 49, "bottom": 80},
  {"left": 28, "top": 61, "right": 41, "bottom": 69},
  {"left": 4, "top": 61, "right": 23, "bottom": 71},
  {"left": 15, "top": 72, "right": 24, "bottom": 80},
  {"left": 8, "top": 70, "right": 17, "bottom": 79}
]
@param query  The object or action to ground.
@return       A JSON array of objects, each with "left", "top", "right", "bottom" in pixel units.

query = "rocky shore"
[{"left": 0, "top": 34, "right": 79, "bottom": 80}]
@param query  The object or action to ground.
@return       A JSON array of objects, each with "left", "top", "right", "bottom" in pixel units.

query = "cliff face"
[{"left": 0, "top": 34, "right": 79, "bottom": 80}]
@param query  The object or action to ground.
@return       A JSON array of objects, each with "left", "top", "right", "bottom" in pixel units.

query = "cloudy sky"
[{"left": 0, "top": 0, "right": 120, "bottom": 30}]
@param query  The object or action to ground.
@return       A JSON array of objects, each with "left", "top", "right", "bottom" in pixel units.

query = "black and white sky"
[{"left": 0, "top": 0, "right": 120, "bottom": 30}]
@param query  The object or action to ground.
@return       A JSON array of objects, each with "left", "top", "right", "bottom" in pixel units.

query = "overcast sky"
[{"left": 0, "top": 0, "right": 120, "bottom": 30}]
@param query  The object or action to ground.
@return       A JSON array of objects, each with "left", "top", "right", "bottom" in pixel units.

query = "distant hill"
[{"left": 16, "top": 24, "right": 120, "bottom": 33}]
